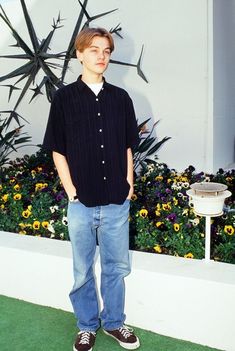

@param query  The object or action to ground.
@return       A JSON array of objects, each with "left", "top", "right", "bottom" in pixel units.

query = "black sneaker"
[
  {"left": 103, "top": 325, "right": 140, "bottom": 350},
  {"left": 73, "top": 331, "right": 96, "bottom": 351}
]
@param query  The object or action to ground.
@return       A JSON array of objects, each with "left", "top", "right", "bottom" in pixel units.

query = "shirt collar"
[{"left": 76, "top": 75, "right": 110, "bottom": 91}]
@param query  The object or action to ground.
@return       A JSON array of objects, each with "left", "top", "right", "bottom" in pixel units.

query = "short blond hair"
[{"left": 75, "top": 27, "right": 114, "bottom": 53}]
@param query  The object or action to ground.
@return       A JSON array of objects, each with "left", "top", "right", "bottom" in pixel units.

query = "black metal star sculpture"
[
  {"left": 0, "top": 0, "right": 148, "bottom": 125},
  {"left": 0, "top": 0, "right": 65, "bottom": 113}
]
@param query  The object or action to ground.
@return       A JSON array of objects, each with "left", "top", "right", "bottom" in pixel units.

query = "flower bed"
[
  {"left": 0, "top": 150, "right": 68, "bottom": 240},
  {"left": 0, "top": 149, "right": 234, "bottom": 263},
  {"left": 130, "top": 163, "right": 235, "bottom": 263}
]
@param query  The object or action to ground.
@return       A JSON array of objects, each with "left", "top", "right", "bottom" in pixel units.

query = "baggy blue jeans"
[{"left": 67, "top": 199, "right": 131, "bottom": 332}]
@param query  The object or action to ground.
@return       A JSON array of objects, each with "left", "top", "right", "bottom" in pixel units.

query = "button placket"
[{"left": 96, "top": 97, "right": 107, "bottom": 182}]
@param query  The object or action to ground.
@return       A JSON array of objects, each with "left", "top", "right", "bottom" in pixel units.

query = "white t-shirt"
[{"left": 86, "top": 82, "right": 103, "bottom": 96}]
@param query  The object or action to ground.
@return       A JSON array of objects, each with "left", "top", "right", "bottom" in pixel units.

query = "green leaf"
[
  {"left": 137, "top": 137, "right": 155, "bottom": 153},
  {"left": 146, "top": 137, "right": 171, "bottom": 156},
  {"left": 138, "top": 118, "right": 151, "bottom": 131}
]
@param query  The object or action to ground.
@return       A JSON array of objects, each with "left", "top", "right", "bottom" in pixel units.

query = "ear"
[{"left": 76, "top": 49, "right": 83, "bottom": 63}]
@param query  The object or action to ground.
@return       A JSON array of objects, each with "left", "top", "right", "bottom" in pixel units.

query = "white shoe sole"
[{"left": 103, "top": 330, "right": 140, "bottom": 350}]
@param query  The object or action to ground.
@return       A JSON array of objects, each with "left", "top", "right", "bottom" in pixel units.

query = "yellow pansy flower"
[
  {"left": 139, "top": 209, "right": 148, "bottom": 217},
  {"left": 224, "top": 225, "right": 234, "bottom": 236},
  {"left": 13, "top": 184, "right": 20, "bottom": 191},
  {"left": 154, "top": 245, "right": 162, "bottom": 253},
  {"left": 35, "top": 183, "right": 44, "bottom": 191},
  {"left": 42, "top": 221, "right": 49, "bottom": 229},
  {"left": 22, "top": 209, "right": 31, "bottom": 218},
  {"left": 13, "top": 193, "right": 22, "bottom": 201},
  {"left": 173, "top": 223, "right": 180, "bottom": 232},
  {"left": 19, "top": 223, "right": 26, "bottom": 228},
  {"left": 155, "top": 176, "right": 163, "bottom": 182},
  {"left": 131, "top": 194, "right": 137, "bottom": 201},
  {"left": 2, "top": 194, "right": 8, "bottom": 202},
  {"left": 33, "top": 221, "right": 40, "bottom": 230},
  {"left": 184, "top": 253, "right": 194, "bottom": 259},
  {"left": 180, "top": 176, "right": 188, "bottom": 182},
  {"left": 162, "top": 203, "right": 171, "bottom": 211},
  {"left": 156, "top": 221, "right": 163, "bottom": 228}
]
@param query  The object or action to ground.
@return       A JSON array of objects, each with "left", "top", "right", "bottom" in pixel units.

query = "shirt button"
[
  {"left": 96, "top": 98, "right": 99, "bottom": 101},
  {"left": 99, "top": 129, "right": 102, "bottom": 132},
  {"left": 103, "top": 176, "right": 106, "bottom": 180},
  {"left": 101, "top": 145, "right": 104, "bottom": 148},
  {"left": 98, "top": 112, "right": 101, "bottom": 116},
  {"left": 102, "top": 160, "right": 105, "bottom": 164}
]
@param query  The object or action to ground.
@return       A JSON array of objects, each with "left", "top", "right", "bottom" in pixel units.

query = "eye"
[{"left": 89, "top": 48, "right": 98, "bottom": 53}]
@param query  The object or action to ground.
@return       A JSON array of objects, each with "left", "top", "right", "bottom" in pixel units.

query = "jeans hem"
[
  {"left": 102, "top": 322, "right": 125, "bottom": 331},
  {"left": 77, "top": 326, "right": 100, "bottom": 333}
]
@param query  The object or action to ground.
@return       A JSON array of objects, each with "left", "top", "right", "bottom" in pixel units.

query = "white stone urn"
[{"left": 186, "top": 182, "right": 231, "bottom": 216}]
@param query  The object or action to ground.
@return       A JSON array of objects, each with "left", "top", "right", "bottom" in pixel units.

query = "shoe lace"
[
  {"left": 78, "top": 331, "right": 96, "bottom": 345},
  {"left": 118, "top": 325, "right": 134, "bottom": 339}
]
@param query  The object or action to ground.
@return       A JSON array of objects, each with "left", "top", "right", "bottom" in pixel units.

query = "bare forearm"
[
  {"left": 52, "top": 151, "right": 76, "bottom": 198},
  {"left": 127, "top": 148, "right": 134, "bottom": 199}
]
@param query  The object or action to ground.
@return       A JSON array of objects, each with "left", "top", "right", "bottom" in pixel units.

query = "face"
[{"left": 77, "top": 36, "right": 111, "bottom": 76}]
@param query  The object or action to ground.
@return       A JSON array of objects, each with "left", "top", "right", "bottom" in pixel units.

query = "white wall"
[
  {"left": 0, "top": 0, "right": 234, "bottom": 172},
  {"left": 213, "top": 0, "right": 235, "bottom": 171}
]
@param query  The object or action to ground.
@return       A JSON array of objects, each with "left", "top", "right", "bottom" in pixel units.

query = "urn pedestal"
[{"left": 187, "top": 182, "right": 231, "bottom": 261}]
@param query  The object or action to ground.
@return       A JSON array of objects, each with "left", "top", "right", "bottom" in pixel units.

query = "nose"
[{"left": 98, "top": 50, "right": 105, "bottom": 60}]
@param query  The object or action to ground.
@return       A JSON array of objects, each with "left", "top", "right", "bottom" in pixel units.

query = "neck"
[{"left": 81, "top": 71, "right": 103, "bottom": 84}]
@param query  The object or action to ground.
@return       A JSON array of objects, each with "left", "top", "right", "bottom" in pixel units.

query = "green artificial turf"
[{"left": 0, "top": 295, "right": 223, "bottom": 351}]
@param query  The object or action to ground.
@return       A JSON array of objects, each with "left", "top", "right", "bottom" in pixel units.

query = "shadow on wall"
[{"left": 106, "top": 31, "right": 156, "bottom": 139}]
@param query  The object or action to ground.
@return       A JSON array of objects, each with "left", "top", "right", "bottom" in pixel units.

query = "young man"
[{"left": 43, "top": 27, "right": 140, "bottom": 351}]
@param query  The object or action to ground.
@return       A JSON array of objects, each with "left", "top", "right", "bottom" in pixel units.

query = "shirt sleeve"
[
  {"left": 125, "top": 94, "right": 140, "bottom": 150},
  {"left": 42, "top": 91, "right": 66, "bottom": 156}
]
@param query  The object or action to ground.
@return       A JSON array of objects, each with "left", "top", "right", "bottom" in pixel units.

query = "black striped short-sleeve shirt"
[{"left": 43, "top": 76, "right": 139, "bottom": 207}]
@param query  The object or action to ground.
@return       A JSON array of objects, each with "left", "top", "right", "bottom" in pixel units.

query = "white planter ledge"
[{"left": 0, "top": 231, "right": 235, "bottom": 351}]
